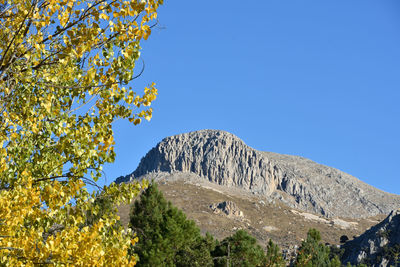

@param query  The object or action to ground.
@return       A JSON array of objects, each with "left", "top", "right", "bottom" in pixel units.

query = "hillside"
[
  {"left": 117, "top": 174, "right": 385, "bottom": 253},
  {"left": 116, "top": 129, "right": 400, "bottom": 218}
]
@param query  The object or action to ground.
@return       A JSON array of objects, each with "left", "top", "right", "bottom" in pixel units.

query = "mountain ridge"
[{"left": 116, "top": 129, "right": 400, "bottom": 218}]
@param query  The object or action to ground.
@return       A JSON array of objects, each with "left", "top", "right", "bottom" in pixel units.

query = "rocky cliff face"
[
  {"left": 341, "top": 209, "right": 400, "bottom": 266},
  {"left": 118, "top": 130, "right": 400, "bottom": 218}
]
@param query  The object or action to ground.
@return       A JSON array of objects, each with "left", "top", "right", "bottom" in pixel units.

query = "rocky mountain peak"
[
  {"left": 132, "top": 129, "right": 253, "bottom": 180},
  {"left": 118, "top": 130, "right": 400, "bottom": 219}
]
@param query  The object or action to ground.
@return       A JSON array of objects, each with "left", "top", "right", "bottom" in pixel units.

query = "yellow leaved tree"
[{"left": 0, "top": 0, "right": 162, "bottom": 265}]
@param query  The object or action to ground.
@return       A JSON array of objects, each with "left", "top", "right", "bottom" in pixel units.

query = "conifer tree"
[
  {"left": 295, "top": 228, "right": 341, "bottom": 267},
  {"left": 212, "top": 229, "right": 267, "bottom": 267},
  {"left": 129, "top": 183, "right": 214, "bottom": 266},
  {"left": 265, "top": 239, "right": 286, "bottom": 267}
]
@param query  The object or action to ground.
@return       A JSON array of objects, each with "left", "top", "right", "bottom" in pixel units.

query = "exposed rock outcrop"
[
  {"left": 210, "top": 201, "right": 244, "bottom": 217},
  {"left": 118, "top": 129, "right": 400, "bottom": 218},
  {"left": 341, "top": 209, "right": 400, "bottom": 266}
]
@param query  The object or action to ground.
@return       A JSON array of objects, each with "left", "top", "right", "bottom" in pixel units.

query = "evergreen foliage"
[
  {"left": 129, "top": 183, "right": 214, "bottom": 266},
  {"left": 295, "top": 228, "right": 341, "bottom": 267},
  {"left": 212, "top": 229, "right": 267, "bottom": 267},
  {"left": 359, "top": 243, "right": 400, "bottom": 267},
  {"left": 265, "top": 239, "right": 286, "bottom": 267}
]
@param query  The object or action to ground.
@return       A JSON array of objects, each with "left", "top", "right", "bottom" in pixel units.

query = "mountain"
[
  {"left": 116, "top": 129, "right": 400, "bottom": 218},
  {"left": 341, "top": 209, "right": 400, "bottom": 266}
]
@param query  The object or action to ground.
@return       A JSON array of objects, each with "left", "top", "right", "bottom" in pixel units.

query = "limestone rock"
[
  {"left": 341, "top": 209, "right": 400, "bottom": 266},
  {"left": 210, "top": 201, "right": 243, "bottom": 217},
  {"left": 119, "top": 129, "right": 400, "bottom": 218}
]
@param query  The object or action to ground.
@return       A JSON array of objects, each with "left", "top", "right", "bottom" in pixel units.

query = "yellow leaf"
[
  {"left": 0, "top": 0, "right": 162, "bottom": 264},
  {"left": 133, "top": 118, "right": 141, "bottom": 125},
  {"left": 43, "top": 101, "right": 51, "bottom": 113},
  {"left": 99, "top": 13, "right": 109, "bottom": 20}
]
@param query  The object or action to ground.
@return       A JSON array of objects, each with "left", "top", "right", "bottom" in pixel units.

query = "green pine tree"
[
  {"left": 128, "top": 183, "right": 214, "bottom": 267},
  {"left": 295, "top": 228, "right": 341, "bottom": 267},
  {"left": 212, "top": 229, "right": 267, "bottom": 267},
  {"left": 265, "top": 239, "right": 286, "bottom": 267}
]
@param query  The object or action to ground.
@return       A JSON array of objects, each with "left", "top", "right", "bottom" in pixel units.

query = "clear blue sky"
[{"left": 101, "top": 1, "right": 400, "bottom": 195}]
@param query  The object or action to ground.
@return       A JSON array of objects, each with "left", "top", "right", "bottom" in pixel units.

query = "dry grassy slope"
[{"left": 117, "top": 175, "right": 385, "bottom": 251}]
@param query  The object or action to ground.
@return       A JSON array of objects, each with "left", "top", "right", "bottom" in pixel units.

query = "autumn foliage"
[{"left": 0, "top": 0, "right": 162, "bottom": 265}]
